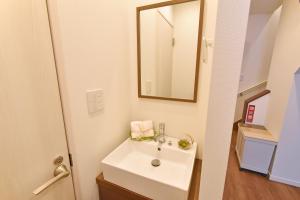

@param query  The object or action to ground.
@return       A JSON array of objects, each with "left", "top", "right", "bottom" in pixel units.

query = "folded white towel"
[{"left": 131, "top": 120, "right": 154, "bottom": 139}]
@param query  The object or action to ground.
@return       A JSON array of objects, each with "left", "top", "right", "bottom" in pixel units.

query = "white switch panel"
[{"left": 86, "top": 89, "right": 104, "bottom": 114}]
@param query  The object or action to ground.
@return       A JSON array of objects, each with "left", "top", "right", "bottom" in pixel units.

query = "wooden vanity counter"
[{"left": 96, "top": 159, "right": 202, "bottom": 200}]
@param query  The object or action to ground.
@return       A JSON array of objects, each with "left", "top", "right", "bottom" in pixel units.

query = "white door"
[{"left": 0, "top": 0, "right": 75, "bottom": 199}]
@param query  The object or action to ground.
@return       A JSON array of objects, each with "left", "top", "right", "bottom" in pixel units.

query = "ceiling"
[{"left": 250, "top": 0, "right": 282, "bottom": 14}]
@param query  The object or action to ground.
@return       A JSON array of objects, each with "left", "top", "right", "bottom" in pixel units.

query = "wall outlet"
[{"left": 86, "top": 89, "right": 104, "bottom": 114}]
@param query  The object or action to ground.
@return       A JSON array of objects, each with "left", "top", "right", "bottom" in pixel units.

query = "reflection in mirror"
[{"left": 137, "top": 0, "right": 203, "bottom": 102}]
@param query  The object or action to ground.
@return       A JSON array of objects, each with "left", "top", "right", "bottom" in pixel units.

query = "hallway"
[{"left": 223, "top": 128, "right": 300, "bottom": 200}]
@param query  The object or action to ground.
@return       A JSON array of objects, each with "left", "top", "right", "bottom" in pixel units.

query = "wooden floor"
[{"left": 223, "top": 129, "right": 300, "bottom": 200}]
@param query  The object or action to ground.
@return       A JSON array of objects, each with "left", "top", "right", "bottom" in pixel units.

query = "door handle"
[{"left": 32, "top": 164, "right": 70, "bottom": 195}]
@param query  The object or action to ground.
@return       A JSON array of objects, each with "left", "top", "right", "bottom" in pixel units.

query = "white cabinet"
[{"left": 235, "top": 124, "right": 278, "bottom": 174}]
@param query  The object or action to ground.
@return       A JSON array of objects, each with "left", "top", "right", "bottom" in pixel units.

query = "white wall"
[
  {"left": 171, "top": 1, "right": 200, "bottom": 99},
  {"left": 267, "top": 0, "right": 300, "bottom": 186},
  {"left": 245, "top": 94, "right": 270, "bottom": 126},
  {"left": 155, "top": 12, "right": 174, "bottom": 97},
  {"left": 140, "top": 9, "right": 158, "bottom": 96},
  {"left": 199, "top": 0, "right": 251, "bottom": 199},
  {"left": 130, "top": 0, "right": 211, "bottom": 158},
  {"left": 266, "top": 0, "right": 300, "bottom": 138},
  {"left": 233, "top": 7, "right": 281, "bottom": 122},
  {"left": 270, "top": 72, "right": 300, "bottom": 186},
  {"left": 47, "top": 1, "right": 131, "bottom": 200},
  {"left": 239, "top": 8, "right": 281, "bottom": 92}
]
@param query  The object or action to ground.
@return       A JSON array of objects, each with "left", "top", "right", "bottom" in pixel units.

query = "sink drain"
[{"left": 151, "top": 159, "right": 161, "bottom": 167}]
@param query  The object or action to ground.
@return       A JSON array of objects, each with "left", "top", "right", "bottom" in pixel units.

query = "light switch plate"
[{"left": 86, "top": 89, "right": 104, "bottom": 114}]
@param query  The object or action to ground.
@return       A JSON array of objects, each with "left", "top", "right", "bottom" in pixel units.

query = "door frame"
[{"left": 45, "top": 1, "right": 78, "bottom": 199}]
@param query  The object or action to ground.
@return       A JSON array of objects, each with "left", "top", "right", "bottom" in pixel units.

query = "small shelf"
[{"left": 235, "top": 124, "right": 278, "bottom": 174}]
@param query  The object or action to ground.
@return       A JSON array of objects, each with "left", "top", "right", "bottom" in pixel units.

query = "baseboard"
[
  {"left": 240, "top": 163, "right": 268, "bottom": 174},
  {"left": 269, "top": 174, "right": 300, "bottom": 187}
]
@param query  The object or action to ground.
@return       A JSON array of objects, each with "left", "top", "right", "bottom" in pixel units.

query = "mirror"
[{"left": 137, "top": 0, "right": 204, "bottom": 102}]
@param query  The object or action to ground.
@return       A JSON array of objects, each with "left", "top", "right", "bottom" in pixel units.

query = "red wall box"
[{"left": 246, "top": 105, "right": 255, "bottom": 123}]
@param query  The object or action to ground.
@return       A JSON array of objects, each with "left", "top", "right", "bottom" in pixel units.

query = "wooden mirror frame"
[{"left": 136, "top": 0, "right": 204, "bottom": 103}]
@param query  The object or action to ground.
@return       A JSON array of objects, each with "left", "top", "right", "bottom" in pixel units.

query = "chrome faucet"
[{"left": 155, "top": 122, "right": 166, "bottom": 144}]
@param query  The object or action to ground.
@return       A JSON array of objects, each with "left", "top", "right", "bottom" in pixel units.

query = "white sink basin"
[{"left": 101, "top": 136, "right": 197, "bottom": 200}]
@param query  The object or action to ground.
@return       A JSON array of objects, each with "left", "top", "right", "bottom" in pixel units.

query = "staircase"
[{"left": 242, "top": 89, "right": 271, "bottom": 127}]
